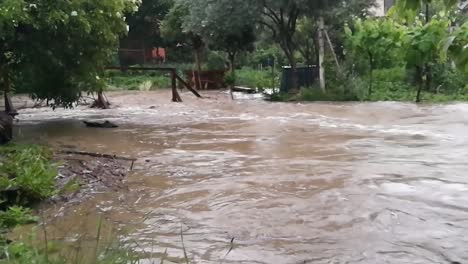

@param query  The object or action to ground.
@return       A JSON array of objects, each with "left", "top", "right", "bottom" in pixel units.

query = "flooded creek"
[{"left": 14, "top": 90, "right": 468, "bottom": 263}]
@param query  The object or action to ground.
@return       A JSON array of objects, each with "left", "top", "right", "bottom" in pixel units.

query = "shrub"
[
  {"left": 106, "top": 72, "right": 171, "bottom": 90},
  {"left": 236, "top": 67, "right": 280, "bottom": 89},
  {"left": 432, "top": 64, "right": 468, "bottom": 94},
  {"left": 0, "top": 144, "right": 57, "bottom": 208},
  {"left": 0, "top": 206, "right": 37, "bottom": 229}
]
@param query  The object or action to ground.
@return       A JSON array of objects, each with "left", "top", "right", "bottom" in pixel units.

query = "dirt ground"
[{"left": 49, "top": 146, "right": 134, "bottom": 205}]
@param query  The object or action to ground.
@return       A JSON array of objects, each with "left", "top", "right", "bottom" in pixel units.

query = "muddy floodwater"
[{"left": 14, "top": 90, "right": 468, "bottom": 263}]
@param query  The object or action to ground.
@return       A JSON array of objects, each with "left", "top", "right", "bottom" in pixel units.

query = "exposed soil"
[{"left": 50, "top": 148, "right": 134, "bottom": 205}]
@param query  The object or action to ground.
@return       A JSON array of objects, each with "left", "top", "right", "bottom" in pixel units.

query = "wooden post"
[
  {"left": 174, "top": 74, "right": 202, "bottom": 98},
  {"left": 171, "top": 70, "right": 182, "bottom": 102},
  {"left": 3, "top": 76, "right": 17, "bottom": 116}
]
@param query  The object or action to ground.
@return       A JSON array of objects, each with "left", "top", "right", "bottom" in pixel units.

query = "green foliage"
[
  {"left": 0, "top": 144, "right": 57, "bottom": 206},
  {"left": 206, "top": 51, "right": 227, "bottom": 70},
  {"left": 442, "top": 22, "right": 468, "bottom": 73},
  {"left": 432, "top": 63, "right": 468, "bottom": 93},
  {"left": 0, "top": 240, "right": 142, "bottom": 264},
  {"left": 296, "top": 87, "right": 359, "bottom": 101},
  {"left": 295, "top": 17, "right": 317, "bottom": 65},
  {"left": 392, "top": 0, "right": 458, "bottom": 21},
  {"left": 177, "top": 0, "right": 257, "bottom": 77},
  {"left": 224, "top": 72, "right": 236, "bottom": 87},
  {"left": 160, "top": 1, "right": 190, "bottom": 43},
  {"left": 58, "top": 178, "right": 81, "bottom": 196},
  {"left": 106, "top": 72, "right": 171, "bottom": 91},
  {"left": 1, "top": 0, "right": 139, "bottom": 107},
  {"left": 405, "top": 17, "right": 449, "bottom": 67},
  {"left": 247, "top": 46, "right": 286, "bottom": 68},
  {"left": 345, "top": 18, "right": 407, "bottom": 68},
  {"left": 125, "top": 0, "right": 173, "bottom": 47},
  {"left": 0, "top": 206, "right": 37, "bottom": 229},
  {"left": 368, "top": 71, "right": 416, "bottom": 101},
  {"left": 345, "top": 18, "right": 407, "bottom": 96},
  {"left": 236, "top": 67, "right": 280, "bottom": 89}
]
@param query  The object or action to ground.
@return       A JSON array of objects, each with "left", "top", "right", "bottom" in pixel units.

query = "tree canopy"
[
  {"left": 1, "top": 0, "right": 138, "bottom": 107},
  {"left": 180, "top": 0, "right": 257, "bottom": 73}
]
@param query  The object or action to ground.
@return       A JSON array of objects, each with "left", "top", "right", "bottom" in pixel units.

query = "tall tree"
[
  {"left": 405, "top": 17, "right": 450, "bottom": 102},
  {"left": 125, "top": 0, "right": 173, "bottom": 47},
  {"left": 442, "top": 21, "right": 468, "bottom": 74},
  {"left": 258, "top": 0, "right": 303, "bottom": 91},
  {"left": 1, "top": 0, "right": 138, "bottom": 109},
  {"left": 393, "top": 0, "right": 458, "bottom": 21},
  {"left": 345, "top": 18, "right": 407, "bottom": 98},
  {"left": 181, "top": 0, "right": 257, "bottom": 78},
  {"left": 160, "top": 1, "right": 204, "bottom": 89}
]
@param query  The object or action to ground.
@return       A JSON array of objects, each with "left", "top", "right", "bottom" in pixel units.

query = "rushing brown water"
[{"left": 14, "top": 90, "right": 468, "bottom": 263}]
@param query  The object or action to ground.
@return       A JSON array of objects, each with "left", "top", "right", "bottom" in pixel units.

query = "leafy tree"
[
  {"left": 392, "top": 0, "right": 458, "bottom": 22},
  {"left": 181, "top": 0, "right": 257, "bottom": 78},
  {"left": 1, "top": 0, "right": 138, "bottom": 109},
  {"left": 345, "top": 18, "right": 406, "bottom": 98},
  {"left": 258, "top": 0, "right": 303, "bottom": 91},
  {"left": 442, "top": 21, "right": 468, "bottom": 74},
  {"left": 125, "top": 0, "right": 173, "bottom": 47},
  {"left": 405, "top": 17, "right": 450, "bottom": 102},
  {"left": 323, "top": 0, "right": 376, "bottom": 59},
  {"left": 295, "top": 17, "right": 317, "bottom": 66},
  {"left": 160, "top": 1, "right": 204, "bottom": 89}
]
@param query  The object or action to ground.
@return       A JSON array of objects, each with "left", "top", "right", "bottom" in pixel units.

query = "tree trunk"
[
  {"left": 194, "top": 48, "right": 203, "bottom": 90},
  {"left": 368, "top": 56, "right": 374, "bottom": 99},
  {"left": 425, "top": 3, "right": 430, "bottom": 24},
  {"left": 228, "top": 52, "right": 236, "bottom": 100},
  {"left": 425, "top": 66, "right": 431, "bottom": 92},
  {"left": 416, "top": 66, "right": 423, "bottom": 103},
  {"left": 318, "top": 16, "right": 326, "bottom": 93},
  {"left": 0, "top": 66, "right": 16, "bottom": 116},
  {"left": 290, "top": 55, "right": 298, "bottom": 92},
  {"left": 93, "top": 89, "right": 110, "bottom": 109},
  {"left": 0, "top": 112, "right": 13, "bottom": 144},
  {"left": 0, "top": 66, "right": 13, "bottom": 143},
  {"left": 228, "top": 53, "right": 236, "bottom": 75}
]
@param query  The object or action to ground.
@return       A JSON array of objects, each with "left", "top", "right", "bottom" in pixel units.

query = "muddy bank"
[{"left": 50, "top": 147, "right": 135, "bottom": 205}]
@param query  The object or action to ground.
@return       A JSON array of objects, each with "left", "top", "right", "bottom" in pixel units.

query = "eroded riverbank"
[{"left": 12, "top": 90, "right": 468, "bottom": 263}]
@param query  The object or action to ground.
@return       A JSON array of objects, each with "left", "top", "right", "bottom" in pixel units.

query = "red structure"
[
  {"left": 118, "top": 39, "right": 167, "bottom": 66},
  {"left": 152, "top": 48, "right": 166, "bottom": 64}
]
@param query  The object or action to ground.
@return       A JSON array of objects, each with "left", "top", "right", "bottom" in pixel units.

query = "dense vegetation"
[
  {"left": 2, "top": 0, "right": 466, "bottom": 104},
  {"left": 1, "top": 0, "right": 139, "bottom": 107},
  {"left": 106, "top": 0, "right": 467, "bottom": 103}
]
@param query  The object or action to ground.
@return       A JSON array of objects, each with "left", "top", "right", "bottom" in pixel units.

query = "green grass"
[
  {"left": 235, "top": 67, "right": 280, "bottom": 89},
  {"left": 0, "top": 144, "right": 57, "bottom": 207},
  {"left": 105, "top": 71, "right": 172, "bottom": 91},
  {"left": 268, "top": 66, "right": 468, "bottom": 103}
]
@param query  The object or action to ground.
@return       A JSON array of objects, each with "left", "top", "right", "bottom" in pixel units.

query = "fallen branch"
[{"left": 60, "top": 150, "right": 136, "bottom": 162}]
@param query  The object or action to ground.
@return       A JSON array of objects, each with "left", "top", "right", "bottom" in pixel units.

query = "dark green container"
[{"left": 280, "top": 65, "right": 318, "bottom": 93}]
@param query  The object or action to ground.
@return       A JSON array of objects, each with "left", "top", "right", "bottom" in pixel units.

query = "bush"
[
  {"left": 432, "top": 64, "right": 468, "bottom": 94},
  {"left": 0, "top": 144, "right": 57, "bottom": 208},
  {"left": 0, "top": 206, "right": 37, "bottom": 229},
  {"left": 236, "top": 67, "right": 280, "bottom": 89},
  {"left": 206, "top": 51, "right": 227, "bottom": 70},
  {"left": 246, "top": 46, "right": 287, "bottom": 68},
  {"left": 296, "top": 86, "right": 359, "bottom": 101},
  {"left": 105, "top": 71, "right": 171, "bottom": 90}
]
